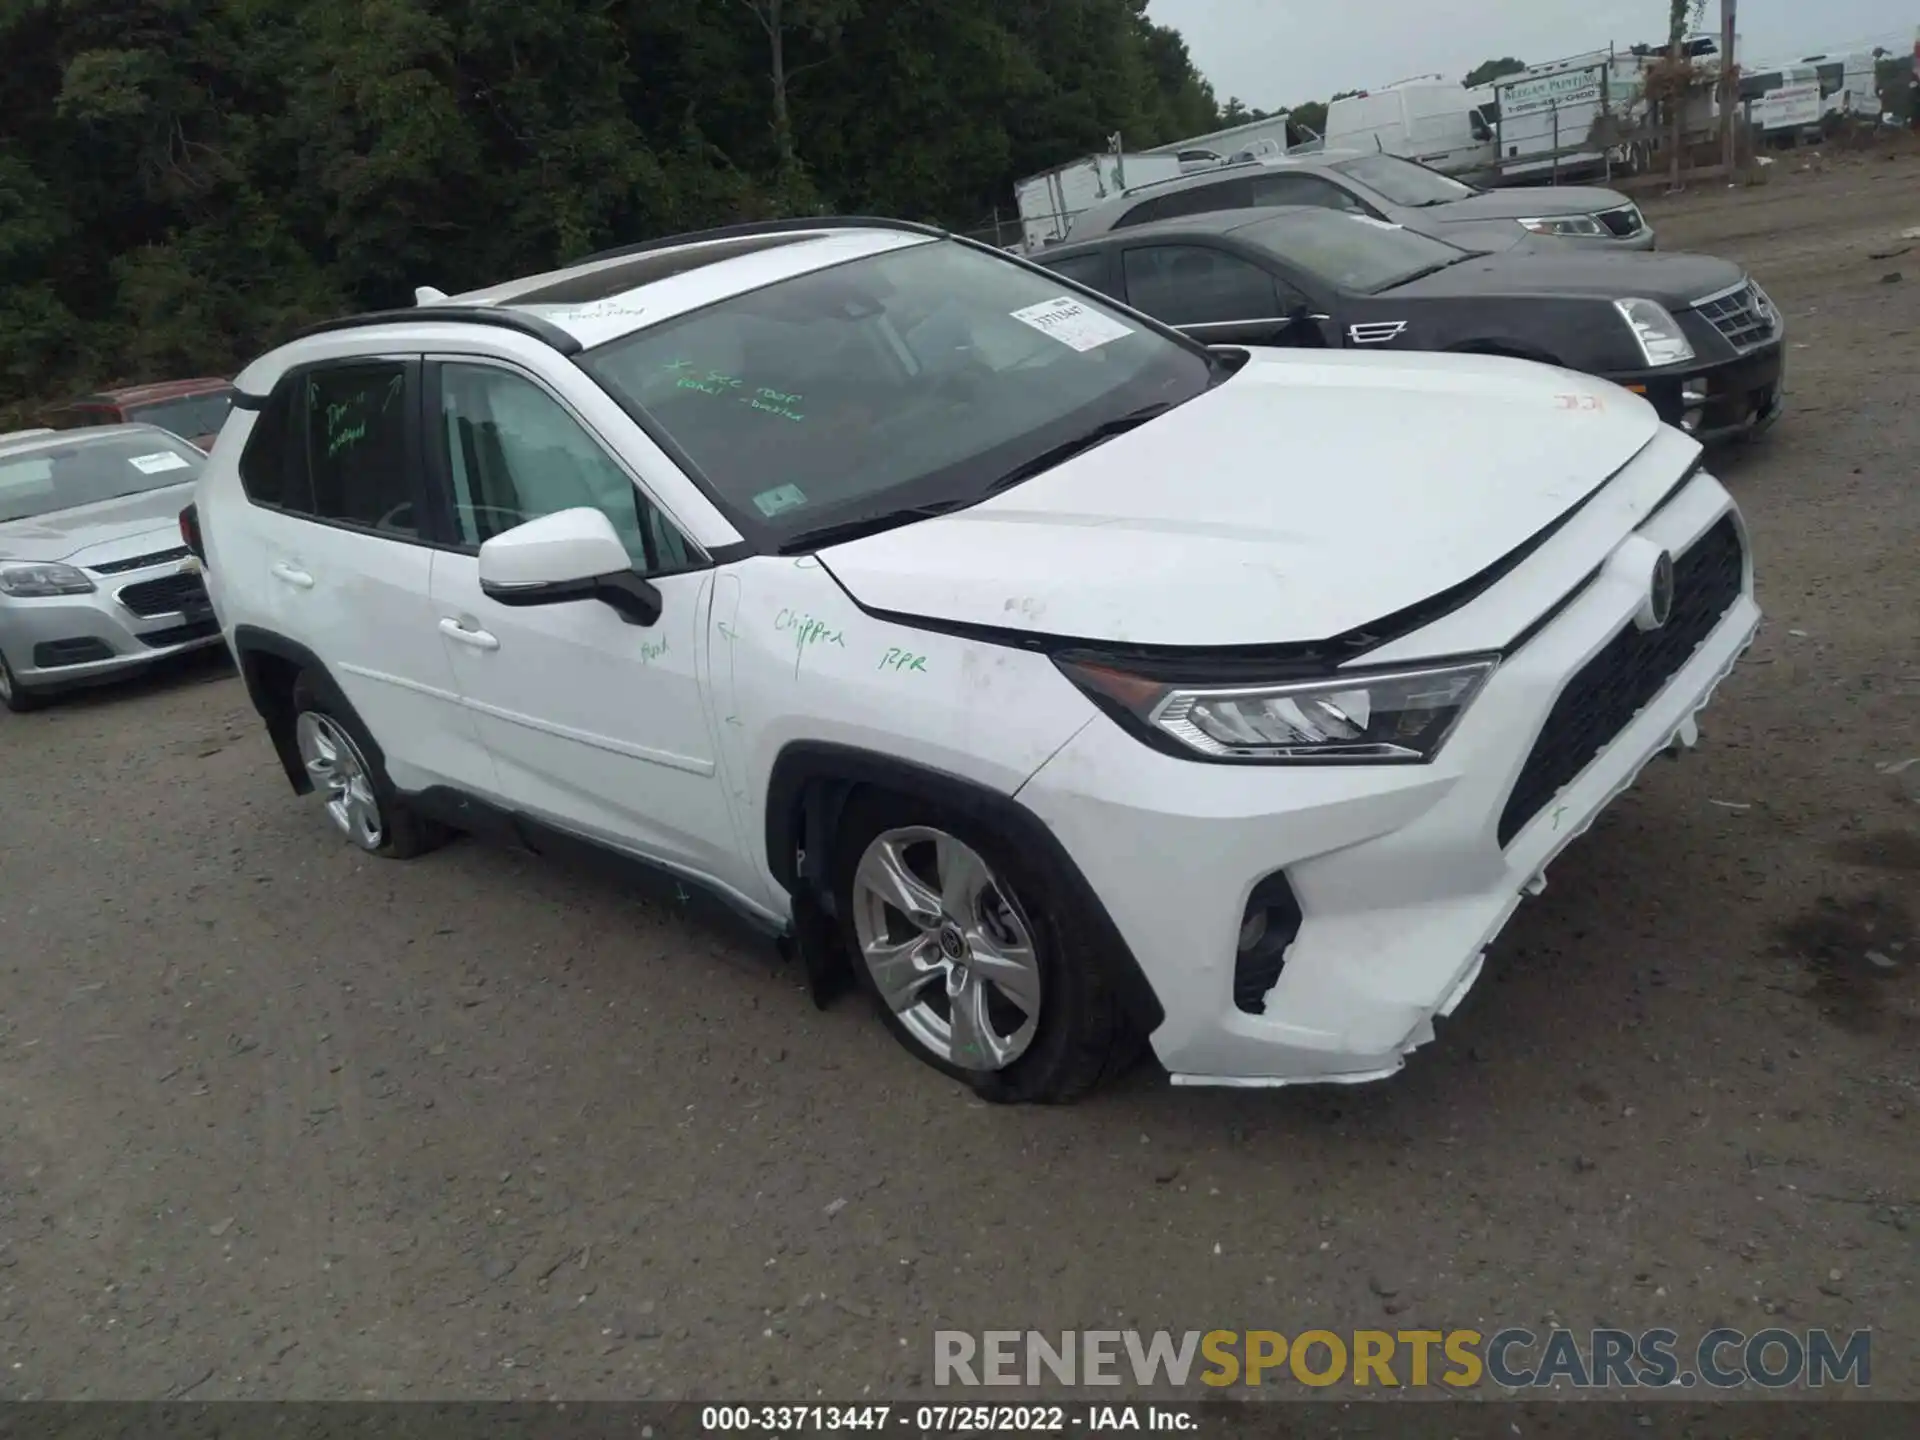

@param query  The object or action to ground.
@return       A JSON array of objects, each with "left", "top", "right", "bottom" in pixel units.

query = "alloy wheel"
[
  {"left": 295, "top": 711, "right": 385, "bottom": 851},
  {"left": 849, "top": 826, "right": 1042, "bottom": 1071}
]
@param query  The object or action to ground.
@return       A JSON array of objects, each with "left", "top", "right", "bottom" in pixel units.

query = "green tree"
[
  {"left": 0, "top": 0, "right": 1227, "bottom": 415},
  {"left": 1463, "top": 57, "right": 1525, "bottom": 87}
]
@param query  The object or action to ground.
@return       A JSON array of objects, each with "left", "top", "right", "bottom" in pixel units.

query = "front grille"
[
  {"left": 1496, "top": 515, "right": 1745, "bottom": 848},
  {"left": 138, "top": 617, "right": 221, "bottom": 648},
  {"left": 33, "top": 637, "right": 115, "bottom": 668},
  {"left": 89, "top": 545, "right": 190, "bottom": 576},
  {"left": 1693, "top": 282, "right": 1780, "bottom": 354},
  {"left": 1597, "top": 204, "right": 1644, "bottom": 237},
  {"left": 119, "top": 571, "right": 209, "bottom": 618}
]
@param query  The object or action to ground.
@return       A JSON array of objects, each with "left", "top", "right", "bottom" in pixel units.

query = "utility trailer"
[
  {"left": 1011, "top": 150, "right": 1186, "bottom": 252},
  {"left": 1137, "top": 113, "right": 1298, "bottom": 169},
  {"left": 1490, "top": 35, "right": 1732, "bottom": 184}
]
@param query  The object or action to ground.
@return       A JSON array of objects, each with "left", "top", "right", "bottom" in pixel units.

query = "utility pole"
[{"left": 1719, "top": 0, "right": 1738, "bottom": 177}]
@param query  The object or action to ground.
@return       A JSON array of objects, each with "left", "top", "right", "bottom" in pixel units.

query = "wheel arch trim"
[
  {"left": 231, "top": 625, "right": 387, "bottom": 796},
  {"left": 763, "top": 741, "right": 1166, "bottom": 1034}
]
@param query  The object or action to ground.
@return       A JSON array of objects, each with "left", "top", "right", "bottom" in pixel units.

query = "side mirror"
[{"left": 478, "top": 507, "right": 662, "bottom": 627}]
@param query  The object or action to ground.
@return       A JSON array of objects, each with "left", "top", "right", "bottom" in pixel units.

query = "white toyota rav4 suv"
[{"left": 189, "top": 217, "right": 1759, "bottom": 1102}]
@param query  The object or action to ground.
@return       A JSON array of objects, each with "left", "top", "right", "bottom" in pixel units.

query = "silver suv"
[
  {"left": 0, "top": 424, "right": 221, "bottom": 711},
  {"left": 1065, "top": 151, "right": 1654, "bottom": 254}
]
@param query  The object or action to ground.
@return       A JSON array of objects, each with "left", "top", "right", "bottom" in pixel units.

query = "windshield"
[
  {"left": 0, "top": 432, "right": 204, "bottom": 523},
  {"left": 581, "top": 238, "right": 1212, "bottom": 540},
  {"left": 126, "top": 390, "right": 234, "bottom": 442},
  {"left": 1332, "top": 155, "right": 1478, "bottom": 206},
  {"left": 1240, "top": 210, "right": 1469, "bottom": 294}
]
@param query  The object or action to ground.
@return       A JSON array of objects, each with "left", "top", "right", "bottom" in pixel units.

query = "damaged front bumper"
[{"left": 1017, "top": 472, "right": 1760, "bottom": 1088}]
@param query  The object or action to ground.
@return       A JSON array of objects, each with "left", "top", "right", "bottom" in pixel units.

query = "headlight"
[
  {"left": 1620, "top": 293, "right": 1697, "bottom": 366},
  {"left": 0, "top": 562, "right": 96, "bottom": 597},
  {"left": 1614, "top": 297, "right": 1696, "bottom": 367},
  {"left": 1517, "top": 214, "right": 1607, "bottom": 237},
  {"left": 1057, "top": 656, "right": 1497, "bottom": 763}
]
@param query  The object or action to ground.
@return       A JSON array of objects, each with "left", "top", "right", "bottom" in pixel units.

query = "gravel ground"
[{"left": 2, "top": 152, "right": 1917, "bottom": 1405}]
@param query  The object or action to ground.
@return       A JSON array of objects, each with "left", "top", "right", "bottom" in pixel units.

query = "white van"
[{"left": 1324, "top": 79, "right": 1496, "bottom": 178}]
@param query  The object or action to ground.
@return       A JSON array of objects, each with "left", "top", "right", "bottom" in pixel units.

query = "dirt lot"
[{"left": 2, "top": 153, "right": 1917, "bottom": 1406}]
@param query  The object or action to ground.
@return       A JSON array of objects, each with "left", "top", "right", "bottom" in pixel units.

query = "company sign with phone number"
[{"left": 1498, "top": 67, "right": 1604, "bottom": 118}]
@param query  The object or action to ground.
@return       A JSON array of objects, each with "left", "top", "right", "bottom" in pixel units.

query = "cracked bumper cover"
[{"left": 1017, "top": 477, "right": 1759, "bottom": 1087}]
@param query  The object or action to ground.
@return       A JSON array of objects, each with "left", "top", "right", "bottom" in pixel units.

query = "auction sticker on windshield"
[
  {"left": 753, "top": 483, "right": 808, "bottom": 517},
  {"left": 128, "top": 452, "right": 193, "bottom": 475},
  {"left": 1009, "top": 298, "right": 1134, "bottom": 352}
]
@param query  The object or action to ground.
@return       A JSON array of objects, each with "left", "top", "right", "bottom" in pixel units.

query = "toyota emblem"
[{"left": 1640, "top": 550, "right": 1676, "bottom": 631}]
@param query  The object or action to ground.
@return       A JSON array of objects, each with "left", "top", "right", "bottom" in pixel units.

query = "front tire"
[
  {"left": 830, "top": 789, "right": 1137, "bottom": 1103},
  {"left": 289, "top": 672, "right": 447, "bottom": 859},
  {"left": 0, "top": 652, "right": 44, "bottom": 713}
]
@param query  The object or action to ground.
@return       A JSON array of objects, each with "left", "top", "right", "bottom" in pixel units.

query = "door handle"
[
  {"left": 439, "top": 617, "right": 500, "bottom": 651},
  {"left": 271, "top": 561, "right": 314, "bottom": 589}
]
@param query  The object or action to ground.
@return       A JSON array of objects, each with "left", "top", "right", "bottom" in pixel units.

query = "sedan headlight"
[
  {"left": 1614, "top": 297, "right": 1696, "bottom": 367},
  {"left": 1058, "top": 656, "right": 1497, "bottom": 763},
  {"left": 1517, "top": 214, "right": 1607, "bottom": 238},
  {"left": 0, "top": 562, "right": 96, "bottom": 597}
]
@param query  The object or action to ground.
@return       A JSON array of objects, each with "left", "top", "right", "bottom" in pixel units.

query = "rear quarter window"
[{"left": 238, "top": 384, "right": 302, "bottom": 509}]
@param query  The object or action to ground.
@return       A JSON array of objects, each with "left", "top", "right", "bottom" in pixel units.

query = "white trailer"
[
  {"left": 1491, "top": 35, "right": 1733, "bottom": 183},
  {"left": 1492, "top": 50, "right": 1628, "bottom": 181},
  {"left": 1138, "top": 113, "right": 1296, "bottom": 168},
  {"left": 1011, "top": 151, "right": 1186, "bottom": 252}
]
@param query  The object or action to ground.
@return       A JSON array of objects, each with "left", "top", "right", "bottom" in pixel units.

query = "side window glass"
[
  {"left": 303, "top": 362, "right": 417, "bottom": 536},
  {"left": 1273, "top": 279, "right": 1311, "bottom": 312},
  {"left": 238, "top": 382, "right": 303, "bottom": 510},
  {"left": 1117, "top": 179, "right": 1250, "bottom": 229},
  {"left": 1044, "top": 252, "right": 1111, "bottom": 293},
  {"left": 1121, "top": 245, "right": 1283, "bottom": 325},
  {"left": 437, "top": 364, "right": 693, "bottom": 576},
  {"left": 1248, "top": 174, "right": 1364, "bottom": 213}
]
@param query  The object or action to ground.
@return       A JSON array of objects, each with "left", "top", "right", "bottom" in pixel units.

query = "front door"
[
  {"left": 1119, "top": 242, "right": 1330, "bottom": 349},
  {"left": 420, "top": 358, "right": 750, "bottom": 898}
]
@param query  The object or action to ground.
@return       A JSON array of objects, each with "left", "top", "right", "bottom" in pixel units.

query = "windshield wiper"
[
  {"left": 774, "top": 501, "right": 972, "bottom": 555},
  {"left": 978, "top": 403, "right": 1177, "bottom": 498}
]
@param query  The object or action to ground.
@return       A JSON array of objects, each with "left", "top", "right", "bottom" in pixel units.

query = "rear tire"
[
  {"left": 0, "top": 652, "right": 44, "bottom": 713},
  {"left": 829, "top": 788, "right": 1138, "bottom": 1103},
  {"left": 289, "top": 671, "right": 448, "bottom": 859}
]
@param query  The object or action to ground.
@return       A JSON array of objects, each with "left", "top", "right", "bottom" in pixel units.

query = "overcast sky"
[{"left": 1148, "top": 0, "right": 1920, "bottom": 112}]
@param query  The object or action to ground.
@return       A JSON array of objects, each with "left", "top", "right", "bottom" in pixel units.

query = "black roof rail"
[
  {"left": 572, "top": 215, "right": 949, "bottom": 268},
  {"left": 294, "top": 304, "right": 584, "bottom": 357}
]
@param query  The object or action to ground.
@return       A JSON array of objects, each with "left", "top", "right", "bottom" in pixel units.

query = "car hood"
[
  {"left": 0, "top": 483, "right": 195, "bottom": 565},
  {"left": 818, "top": 350, "right": 1662, "bottom": 649},
  {"left": 1423, "top": 185, "right": 1635, "bottom": 223},
  {"left": 1388, "top": 250, "right": 1744, "bottom": 308}
]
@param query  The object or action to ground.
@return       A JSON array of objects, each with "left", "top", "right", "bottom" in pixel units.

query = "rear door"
[{"left": 232, "top": 358, "right": 493, "bottom": 796}]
